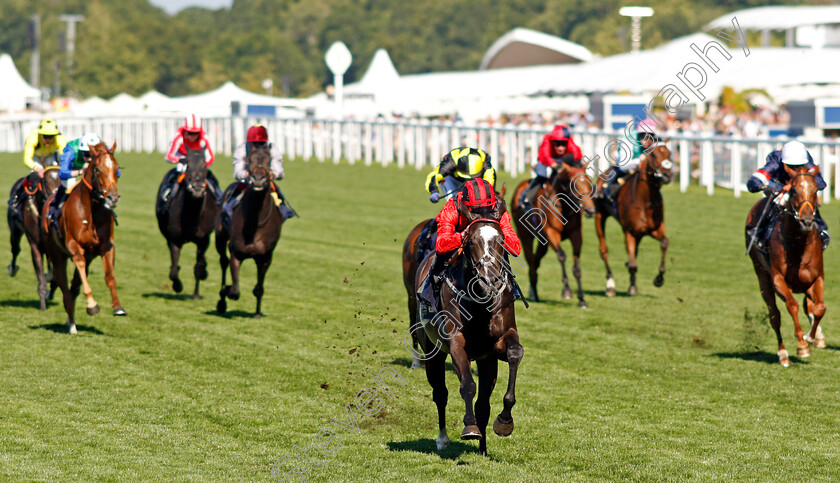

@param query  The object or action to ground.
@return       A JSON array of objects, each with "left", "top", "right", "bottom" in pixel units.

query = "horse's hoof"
[
  {"left": 528, "top": 287, "right": 539, "bottom": 302},
  {"left": 628, "top": 286, "right": 638, "bottom": 296},
  {"left": 410, "top": 357, "right": 423, "bottom": 370},
  {"left": 86, "top": 304, "right": 100, "bottom": 316},
  {"left": 460, "top": 425, "right": 482, "bottom": 440},
  {"left": 229, "top": 291, "right": 240, "bottom": 301},
  {"left": 253, "top": 313, "right": 262, "bottom": 319},
  {"left": 493, "top": 417, "right": 514, "bottom": 437},
  {"left": 113, "top": 307, "right": 127, "bottom": 316},
  {"left": 216, "top": 299, "right": 227, "bottom": 314},
  {"left": 653, "top": 274, "right": 664, "bottom": 287},
  {"left": 192, "top": 293, "right": 202, "bottom": 300},
  {"left": 562, "top": 288, "right": 572, "bottom": 300},
  {"left": 172, "top": 279, "right": 183, "bottom": 293},
  {"left": 605, "top": 288, "right": 616, "bottom": 297},
  {"left": 67, "top": 322, "right": 77, "bottom": 335},
  {"left": 48, "top": 289, "right": 56, "bottom": 301},
  {"left": 780, "top": 357, "right": 791, "bottom": 367},
  {"left": 816, "top": 338, "right": 827, "bottom": 349},
  {"left": 436, "top": 434, "right": 450, "bottom": 450},
  {"left": 8, "top": 264, "right": 18, "bottom": 277},
  {"left": 578, "top": 301, "right": 588, "bottom": 309},
  {"left": 797, "top": 346, "right": 811, "bottom": 358}
]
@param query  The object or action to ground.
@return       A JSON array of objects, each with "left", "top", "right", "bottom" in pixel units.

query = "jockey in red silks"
[
  {"left": 419, "top": 178, "right": 521, "bottom": 311},
  {"left": 159, "top": 114, "right": 222, "bottom": 208},
  {"left": 518, "top": 125, "right": 583, "bottom": 211}
]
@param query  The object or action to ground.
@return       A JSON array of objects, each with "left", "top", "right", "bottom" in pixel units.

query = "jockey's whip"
[{"left": 746, "top": 194, "right": 775, "bottom": 255}]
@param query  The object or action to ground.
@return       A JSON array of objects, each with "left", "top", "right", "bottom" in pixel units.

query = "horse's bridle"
[
  {"left": 82, "top": 150, "right": 118, "bottom": 207},
  {"left": 785, "top": 172, "right": 818, "bottom": 225},
  {"left": 461, "top": 217, "right": 509, "bottom": 295},
  {"left": 646, "top": 145, "right": 673, "bottom": 180}
]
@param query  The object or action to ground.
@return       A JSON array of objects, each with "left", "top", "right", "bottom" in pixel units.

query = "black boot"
[
  {"left": 48, "top": 186, "right": 67, "bottom": 232},
  {"left": 419, "top": 253, "right": 449, "bottom": 313}
]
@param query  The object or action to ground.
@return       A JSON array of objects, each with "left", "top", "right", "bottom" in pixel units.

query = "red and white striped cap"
[{"left": 184, "top": 114, "right": 202, "bottom": 133}]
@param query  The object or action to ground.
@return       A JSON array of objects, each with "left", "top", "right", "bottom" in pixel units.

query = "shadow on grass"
[
  {"left": 0, "top": 299, "right": 58, "bottom": 309},
  {"left": 387, "top": 439, "right": 479, "bottom": 459},
  {"left": 821, "top": 344, "right": 840, "bottom": 352},
  {"left": 203, "top": 309, "right": 259, "bottom": 319},
  {"left": 711, "top": 351, "right": 809, "bottom": 365},
  {"left": 141, "top": 292, "right": 194, "bottom": 301},
  {"left": 527, "top": 290, "right": 654, "bottom": 304},
  {"left": 28, "top": 323, "right": 105, "bottom": 335},
  {"left": 388, "top": 357, "right": 455, "bottom": 372}
]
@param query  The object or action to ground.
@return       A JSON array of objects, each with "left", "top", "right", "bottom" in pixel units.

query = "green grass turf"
[{"left": 2, "top": 150, "right": 840, "bottom": 482}]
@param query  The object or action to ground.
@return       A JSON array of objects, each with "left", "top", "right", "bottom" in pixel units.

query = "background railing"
[{"left": 2, "top": 116, "right": 839, "bottom": 202}]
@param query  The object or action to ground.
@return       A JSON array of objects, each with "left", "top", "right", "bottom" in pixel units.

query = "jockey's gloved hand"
[
  {"left": 176, "top": 160, "right": 187, "bottom": 173},
  {"left": 764, "top": 180, "right": 783, "bottom": 195},
  {"left": 429, "top": 192, "right": 441, "bottom": 203}
]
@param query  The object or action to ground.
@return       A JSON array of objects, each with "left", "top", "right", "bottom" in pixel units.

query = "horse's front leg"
[
  {"left": 570, "top": 228, "right": 587, "bottom": 308},
  {"left": 193, "top": 236, "right": 210, "bottom": 300},
  {"left": 805, "top": 276, "right": 827, "bottom": 348},
  {"left": 493, "top": 328, "right": 523, "bottom": 437},
  {"left": 651, "top": 224, "right": 668, "bottom": 287},
  {"left": 449, "top": 332, "right": 480, "bottom": 440},
  {"left": 423, "top": 347, "right": 450, "bottom": 450},
  {"left": 102, "top": 243, "right": 125, "bottom": 316},
  {"left": 8, "top": 217, "right": 22, "bottom": 277},
  {"left": 168, "top": 240, "right": 183, "bottom": 293},
  {"left": 227, "top": 255, "right": 242, "bottom": 301},
  {"left": 28, "top": 237, "right": 48, "bottom": 310},
  {"left": 215, "top": 230, "right": 229, "bottom": 314},
  {"left": 547, "top": 229, "right": 572, "bottom": 301},
  {"left": 594, "top": 211, "right": 616, "bottom": 296},
  {"left": 475, "top": 357, "right": 498, "bottom": 455},
  {"left": 252, "top": 253, "right": 272, "bottom": 318},
  {"left": 624, "top": 231, "right": 639, "bottom": 296},
  {"left": 774, "top": 273, "right": 809, "bottom": 359},
  {"left": 68, "top": 242, "right": 99, "bottom": 315}
]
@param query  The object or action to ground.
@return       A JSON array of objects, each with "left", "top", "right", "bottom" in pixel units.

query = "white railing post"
[
  {"left": 731, "top": 140, "right": 742, "bottom": 198},
  {"left": 702, "top": 139, "right": 714, "bottom": 195}
]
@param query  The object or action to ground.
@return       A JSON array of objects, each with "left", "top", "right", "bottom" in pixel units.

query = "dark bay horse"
[
  {"left": 8, "top": 167, "right": 61, "bottom": 309},
  {"left": 43, "top": 141, "right": 125, "bottom": 334},
  {"left": 746, "top": 166, "right": 826, "bottom": 367},
  {"left": 215, "top": 146, "right": 283, "bottom": 317},
  {"left": 402, "top": 199, "right": 523, "bottom": 456},
  {"left": 510, "top": 165, "right": 595, "bottom": 306},
  {"left": 156, "top": 148, "right": 219, "bottom": 298},
  {"left": 594, "top": 144, "right": 673, "bottom": 296},
  {"left": 402, "top": 218, "right": 433, "bottom": 369}
]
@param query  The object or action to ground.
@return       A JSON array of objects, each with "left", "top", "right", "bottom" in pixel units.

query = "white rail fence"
[{"left": 2, "top": 116, "right": 839, "bottom": 203}]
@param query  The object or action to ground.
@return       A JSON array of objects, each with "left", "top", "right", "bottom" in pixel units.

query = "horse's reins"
[{"left": 81, "top": 150, "right": 120, "bottom": 223}]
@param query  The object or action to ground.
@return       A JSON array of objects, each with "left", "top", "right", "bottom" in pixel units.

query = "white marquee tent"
[{"left": 0, "top": 53, "right": 41, "bottom": 113}]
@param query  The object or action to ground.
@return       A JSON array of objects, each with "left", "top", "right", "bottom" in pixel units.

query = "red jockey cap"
[
  {"left": 462, "top": 178, "right": 496, "bottom": 208},
  {"left": 184, "top": 113, "right": 202, "bottom": 133},
  {"left": 548, "top": 125, "right": 571, "bottom": 142},
  {"left": 247, "top": 125, "right": 268, "bottom": 143}
]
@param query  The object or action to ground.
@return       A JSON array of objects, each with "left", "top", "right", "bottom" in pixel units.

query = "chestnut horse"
[
  {"left": 510, "top": 165, "right": 596, "bottom": 306},
  {"left": 215, "top": 146, "right": 282, "bottom": 318},
  {"left": 746, "top": 166, "right": 826, "bottom": 367},
  {"left": 43, "top": 141, "right": 125, "bottom": 334},
  {"left": 7, "top": 167, "right": 61, "bottom": 309},
  {"left": 402, "top": 199, "right": 523, "bottom": 456},
  {"left": 594, "top": 144, "right": 673, "bottom": 296},
  {"left": 156, "top": 148, "right": 219, "bottom": 298}
]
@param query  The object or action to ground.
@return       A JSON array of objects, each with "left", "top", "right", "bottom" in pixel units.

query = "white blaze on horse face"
[
  {"left": 477, "top": 225, "right": 500, "bottom": 255},
  {"left": 100, "top": 153, "right": 114, "bottom": 170}
]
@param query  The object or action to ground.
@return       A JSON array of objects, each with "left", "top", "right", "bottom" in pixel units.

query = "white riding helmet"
[
  {"left": 79, "top": 133, "right": 101, "bottom": 152},
  {"left": 781, "top": 141, "right": 809, "bottom": 166}
]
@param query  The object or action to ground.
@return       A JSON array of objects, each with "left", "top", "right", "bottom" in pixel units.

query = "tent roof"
[
  {"left": 706, "top": 6, "right": 840, "bottom": 30},
  {"left": 480, "top": 27, "right": 593, "bottom": 70},
  {"left": 171, "top": 81, "right": 308, "bottom": 116},
  {"left": 0, "top": 53, "right": 40, "bottom": 112},
  {"left": 355, "top": 49, "right": 399, "bottom": 90}
]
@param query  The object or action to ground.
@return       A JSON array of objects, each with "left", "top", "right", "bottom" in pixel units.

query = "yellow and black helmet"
[
  {"left": 38, "top": 118, "right": 60, "bottom": 136},
  {"left": 447, "top": 147, "right": 490, "bottom": 178}
]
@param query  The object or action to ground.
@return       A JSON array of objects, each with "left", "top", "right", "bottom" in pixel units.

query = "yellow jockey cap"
[{"left": 38, "top": 118, "right": 60, "bottom": 136}]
